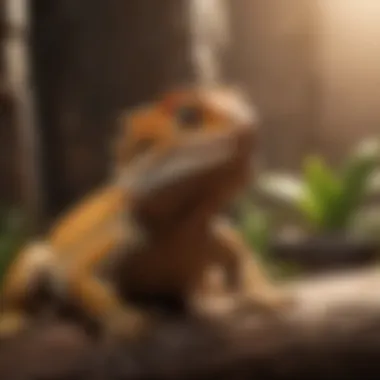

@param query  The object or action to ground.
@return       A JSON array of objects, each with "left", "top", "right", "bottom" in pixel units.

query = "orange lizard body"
[{"left": 0, "top": 86, "right": 291, "bottom": 340}]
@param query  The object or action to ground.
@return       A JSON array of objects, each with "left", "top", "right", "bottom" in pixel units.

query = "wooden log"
[{"left": 1, "top": 267, "right": 380, "bottom": 380}]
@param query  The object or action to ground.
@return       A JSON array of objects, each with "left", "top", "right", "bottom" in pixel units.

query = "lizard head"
[{"left": 115, "top": 86, "right": 258, "bottom": 227}]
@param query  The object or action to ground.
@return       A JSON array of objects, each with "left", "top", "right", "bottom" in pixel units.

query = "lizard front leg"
[
  {"left": 67, "top": 272, "right": 151, "bottom": 340},
  {"left": 186, "top": 263, "right": 240, "bottom": 319},
  {"left": 212, "top": 218, "right": 294, "bottom": 314},
  {"left": 65, "top": 220, "right": 151, "bottom": 340}
]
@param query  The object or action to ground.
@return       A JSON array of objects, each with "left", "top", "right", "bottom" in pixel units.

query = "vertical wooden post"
[
  {"left": 188, "top": 0, "right": 230, "bottom": 86},
  {"left": 3, "top": 0, "right": 45, "bottom": 233}
]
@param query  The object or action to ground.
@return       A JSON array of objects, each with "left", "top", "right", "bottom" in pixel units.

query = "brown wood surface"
[{"left": 1, "top": 267, "right": 380, "bottom": 379}]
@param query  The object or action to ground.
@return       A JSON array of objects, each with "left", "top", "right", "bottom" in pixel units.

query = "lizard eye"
[{"left": 175, "top": 105, "right": 203, "bottom": 129}]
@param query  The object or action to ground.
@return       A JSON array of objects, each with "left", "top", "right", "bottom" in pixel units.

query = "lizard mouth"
[{"left": 121, "top": 120, "right": 255, "bottom": 197}]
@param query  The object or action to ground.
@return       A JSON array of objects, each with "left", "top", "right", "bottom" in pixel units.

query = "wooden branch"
[
  {"left": 1, "top": 267, "right": 380, "bottom": 380},
  {"left": 4, "top": 0, "right": 46, "bottom": 230}
]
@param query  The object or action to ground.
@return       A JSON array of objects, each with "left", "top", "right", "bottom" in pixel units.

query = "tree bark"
[{"left": 1, "top": 267, "right": 380, "bottom": 380}]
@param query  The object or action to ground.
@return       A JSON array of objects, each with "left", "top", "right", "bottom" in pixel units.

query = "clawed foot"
[
  {"left": 239, "top": 289, "right": 296, "bottom": 318},
  {"left": 189, "top": 294, "right": 241, "bottom": 320}
]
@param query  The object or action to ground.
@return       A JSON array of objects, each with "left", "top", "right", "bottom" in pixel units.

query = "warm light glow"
[
  {"left": 317, "top": 0, "right": 380, "bottom": 151},
  {"left": 189, "top": 0, "right": 230, "bottom": 85},
  {"left": 321, "top": 0, "right": 380, "bottom": 29}
]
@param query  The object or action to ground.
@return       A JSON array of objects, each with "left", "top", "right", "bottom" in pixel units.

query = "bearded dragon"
[{"left": 0, "top": 86, "right": 292, "bottom": 340}]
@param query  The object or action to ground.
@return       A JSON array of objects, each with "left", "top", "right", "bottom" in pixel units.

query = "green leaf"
[
  {"left": 351, "top": 137, "right": 380, "bottom": 163},
  {"left": 299, "top": 156, "right": 342, "bottom": 232},
  {"left": 255, "top": 173, "right": 304, "bottom": 207},
  {"left": 0, "top": 208, "right": 28, "bottom": 287},
  {"left": 350, "top": 205, "right": 380, "bottom": 240},
  {"left": 365, "top": 169, "right": 380, "bottom": 196},
  {"left": 239, "top": 202, "right": 271, "bottom": 256},
  {"left": 336, "top": 144, "right": 380, "bottom": 229}
]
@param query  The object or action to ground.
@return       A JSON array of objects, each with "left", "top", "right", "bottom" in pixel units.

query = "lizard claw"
[{"left": 240, "top": 289, "right": 296, "bottom": 318}]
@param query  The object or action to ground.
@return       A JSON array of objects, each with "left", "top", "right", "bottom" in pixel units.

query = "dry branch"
[
  {"left": 4, "top": 0, "right": 46, "bottom": 229},
  {"left": 1, "top": 267, "right": 380, "bottom": 380}
]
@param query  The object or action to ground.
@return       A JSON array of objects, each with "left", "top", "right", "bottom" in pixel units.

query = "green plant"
[
  {"left": 236, "top": 197, "right": 302, "bottom": 279},
  {"left": 0, "top": 207, "right": 28, "bottom": 286},
  {"left": 238, "top": 200, "right": 271, "bottom": 257},
  {"left": 255, "top": 137, "right": 380, "bottom": 235}
]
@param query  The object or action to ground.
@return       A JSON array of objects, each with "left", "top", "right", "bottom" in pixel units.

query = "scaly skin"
[{"left": 0, "top": 86, "right": 292, "bottom": 341}]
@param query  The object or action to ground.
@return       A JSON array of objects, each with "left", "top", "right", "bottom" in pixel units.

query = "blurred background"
[{"left": 1, "top": 0, "right": 380, "bottom": 282}]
